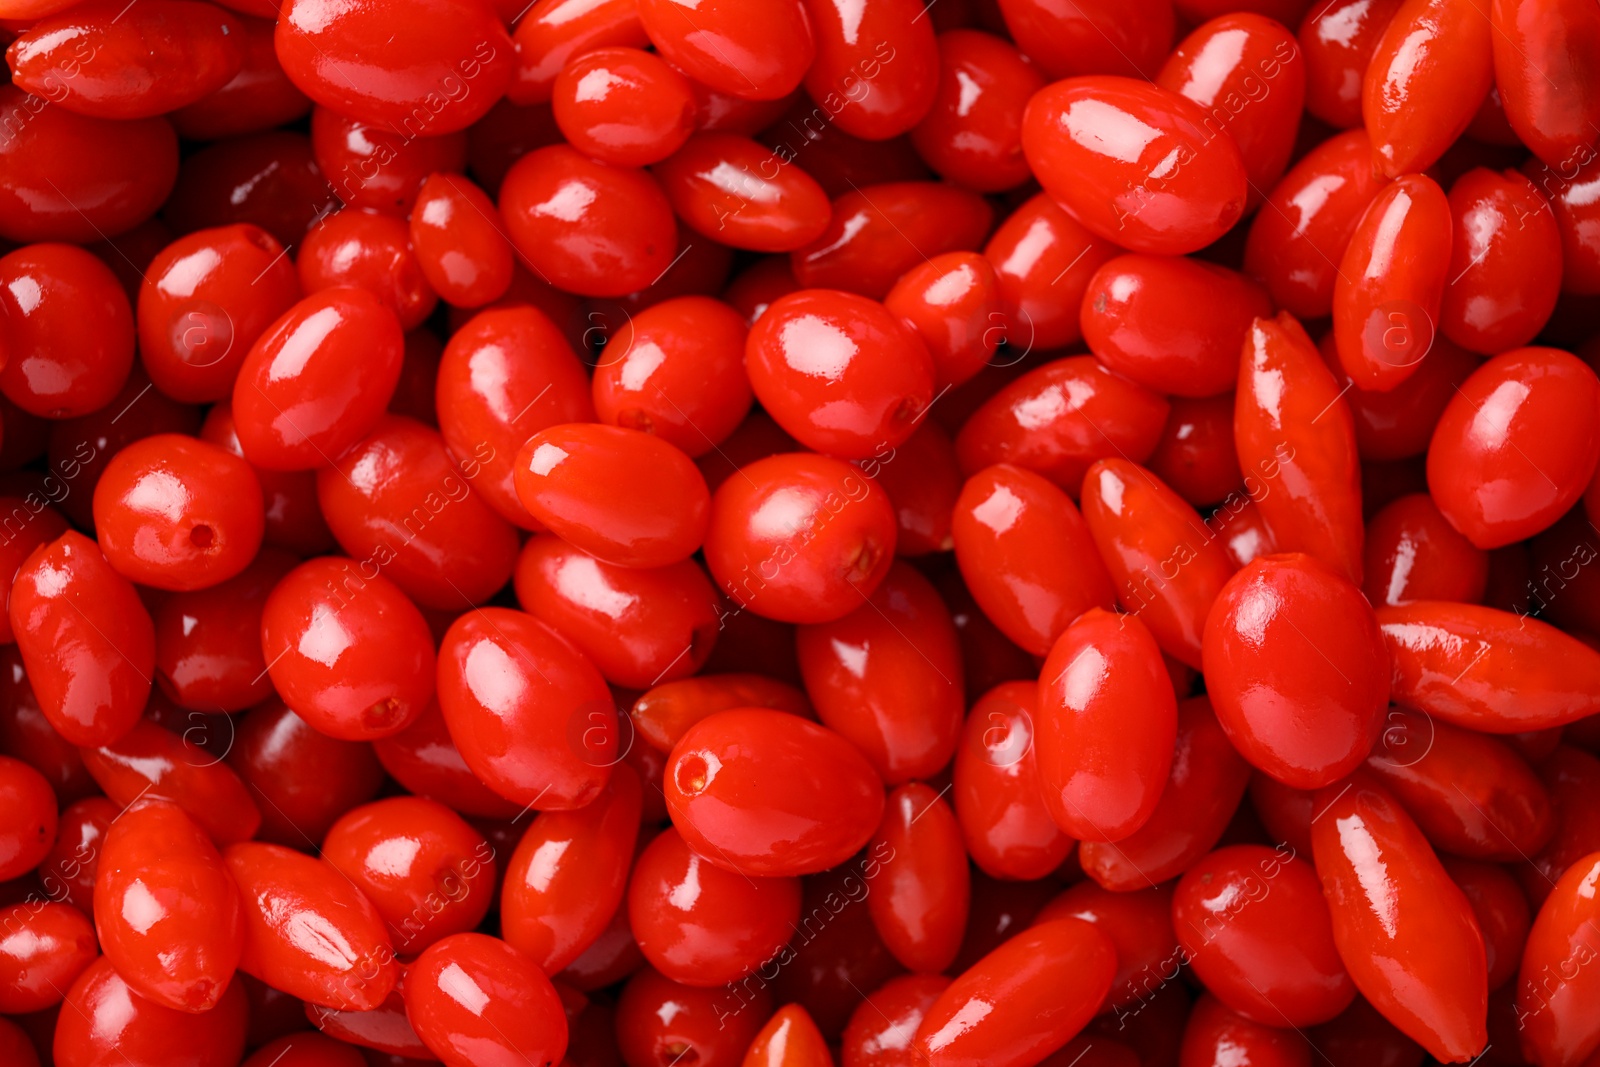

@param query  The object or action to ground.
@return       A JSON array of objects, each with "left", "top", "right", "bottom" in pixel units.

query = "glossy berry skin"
[
  {"left": 1362, "top": 493, "right": 1489, "bottom": 606},
  {"left": 372, "top": 703, "right": 521, "bottom": 821},
  {"left": 950, "top": 464, "right": 1116, "bottom": 657},
  {"left": 1180, "top": 994, "right": 1311, "bottom": 1067},
  {"left": 437, "top": 607, "right": 616, "bottom": 810},
  {"left": 796, "top": 562, "right": 963, "bottom": 784},
  {"left": 1174, "top": 844, "right": 1356, "bottom": 1026},
  {"left": 1441, "top": 169, "right": 1562, "bottom": 355},
  {"left": 1147, "top": 393, "right": 1244, "bottom": 508},
  {"left": 159, "top": 129, "right": 329, "bottom": 246},
  {"left": 1299, "top": 0, "right": 1405, "bottom": 128},
  {"left": 301, "top": 988, "right": 431, "bottom": 1060},
  {"left": 791, "top": 182, "right": 994, "bottom": 300},
  {"left": 665, "top": 708, "right": 885, "bottom": 877},
  {"left": 638, "top": 0, "right": 811, "bottom": 101},
  {"left": 0, "top": 244, "right": 135, "bottom": 419},
  {"left": 1427, "top": 348, "right": 1600, "bottom": 549},
  {"left": 36, "top": 796, "right": 117, "bottom": 913},
  {"left": 872, "top": 421, "right": 964, "bottom": 557},
  {"left": 631, "top": 677, "right": 810, "bottom": 751},
  {"left": 310, "top": 107, "right": 468, "bottom": 216},
  {"left": 92, "top": 433, "right": 264, "bottom": 591},
  {"left": 226, "top": 841, "right": 398, "bottom": 1012},
  {"left": 152, "top": 548, "right": 296, "bottom": 713},
  {"left": 551, "top": 47, "right": 694, "bottom": 167},
  {"left": 406, "top": 933, "right": 568, "bottom": 1067},
  {"left": 703, "top": 452, "right": 898, "bottom": 625},
  {"left": 1032, "top": 881, "right": 1175, "bottom": 1016},
  {"left": 274, "top": 0, "right": 511, "bottom": 133},
  {"left": 915, "top": 919, "right": 1116, "bottom": 1067},
  {"left": 882, "top": 252, "right": 1001, "bottom": 391},
  {"left": 1491, "top": 0, "right": 1600, "bottom": 168},
  {"left": 955, "top": 356, "right": 1171, "bottom": 493},
  {"left": 1203, "top": 554, "right": 1389, "bottom": 790},
  {"left": 746, "top": 290, "right": 936, "bottom": 461},
  {"left": 318, "top": 415, "right": 520, "bottom": 610},
  {"left": 1376, "top": 601, "right": 1600, "bottom": 732},
  {"left": 628, "top": 825, "right": 801, "bottom": 986},
  {"left": 911, "top": 31, "right": 1044, "bottom": 192},
  {"left": 10, "top": 531, "right": 153, "bottom": 748},
  {"left": 321, "top": 797, "right": 495, "bottom": 957},
  {"left": 36, "top": 366, "right": 205, "bottom": 533},
  {"left": 1075, "top": 700, "right": 1248, "bottom": 895},
  {"left": 1332, "top": 174, "right": 1453, "bottom": 392},
  {"left": 137, "top": 223, "right": 302, "bottom": 404},
  {"left": 1237, "top": 313, "right": 1365, "bottom": 585},
  {"left": 1022, "top": 76, "right": 1248, "bottom": 256},
  {"left": 1311, "top": 772, "right": 1489, "bottom": 1062},
  {"left": 232, "top": 287, "right": 404, "bottom": 471},
  {"left": 1037, "top": 609, "right": 1177, "bottom": 841},
  {"left": 1244, "top": 130, "right": 1392, "bottom": 320},
  {"left": 952, "top": 682, "right": 1074, "bottom": 881},
  {"left": 260, "top": 556, "right": 436, "bottom": 741},
  {"left": 617, "top": 965, "right": 772, "bottom": 1067},
  {"left": 593, "top": 295, "right": 753, "bottom": 455},
  {"left": 6, "top": 0, "right": 243, "bottom": 119},
  {"left": 744, "top": 1004, "right": 833, "bottom": 1067},
  {"left": 0, "top": 505, "right": 69, "bottom": 648},
  {"left": 558, "top": 899, "right": 647, "bottom": 994},
  {"left": 1082, "top": 255, "right": 1272, "bottom": 398},
  {"left": 515, "top": 423, "right": 709, "bottom": 569},
  {"left": 1516, "top": 851, "right": 1600, "bottom": 1066},
  {"left": 1156, "top": 14, "right": 1306, "bottom": 205},
  {"left": 501, "top": 765, "right": 640, "bottom": 974},
  {"left": 499, "top": 145, "right": 677, "bottom": 297},
  {"left": 436, "top": 306, "right": 595, "bottom": 529},
  {"left": 0, "top": 650, "right": 95, "bottom": 812},
  {"left": 697, "top": 409, "right": 803, "bottom": 491},
  {"left": 511, "top": 0, "right": 649, "bottom": 105},
  {"left": 982, "top": 194, "right": 1121, "bottom": 350},
  {"left": 0, "top": 755, "right": 57, "bottom": 882},
  {"left": 1081, "top": 459, "right": 1238, "bottom": 669},
  {"left": 1525, "top": 149, "right": 1600, "bottom": 295},
  {"left": 169, "top": 14, "right": 313, "bottom": 140},
  {"left": 1474, "top": 885, "right": 1538, "bottom": 997},
  {"left": 1319, "top": 335, "right": 1477, "bottom": 465},
  {"left": 996, "top": 0, "right": 1174, "bottom": 81},
  {"left": 841, "top": 974, "right": 952, "bottom": 1067},
  {"left": 867, "top": 783, "right": 971, "bottom": 975},
  {"left": 0, "top": 86, "right": 178, "bottom": 245},
  {"left": 764, "top": 865, "right": 902, "bottom": 1038},
  {"left": 227, "top": 698, "right": 386, "bottom": 846},
  {"left": 653, "top": 134, "right": 832, "bottom": 252},
  {"left": 199, "top": 402, "right": 337, "bottom": 558},
  {"left": 1362, "top": 0, "right": 1493, "bottom": 177},
  {"left": 94, "top": 799, "right": 243, "bottom": 1013},
  {"left": 81, "top": 716, "right": 261, "bottom": 846},
  {"left": 407, "top": 174, "right": 513, "bottom": 310},
  {"left": 0, "top": 900, "right": 96, "bottom": 1013},
  {"left": 1364, "top": 708, "right": 1553, "bottom": 861},
  {"left": 514, "top": 536, "right": 720, "bottom": 689},
  {"left": 297, "top": 211, "right": 438, "bottom": 331},
  {"left": 53, "top": 956, "right": 248, "bottom": 1067},
  {"left": 801, "top": 0, "right": 936, "bottom": 139}
]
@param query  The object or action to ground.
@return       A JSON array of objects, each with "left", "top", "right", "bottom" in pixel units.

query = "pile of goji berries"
[{"left": 1, "top": 0, "right": 1599, "bottom": 1064}]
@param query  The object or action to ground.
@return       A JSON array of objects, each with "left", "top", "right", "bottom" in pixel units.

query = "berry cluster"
[{"left": 1, "top": 0, "right": 1599, "bottom": 1066}]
